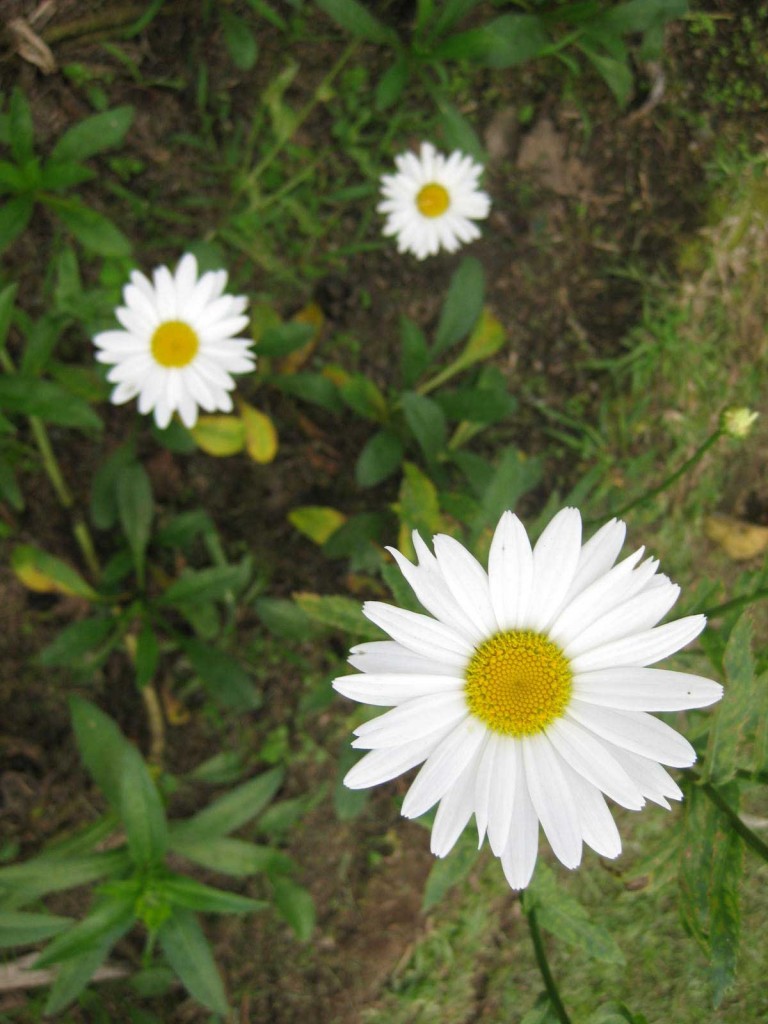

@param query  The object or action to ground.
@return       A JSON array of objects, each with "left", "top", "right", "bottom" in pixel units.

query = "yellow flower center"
[
  {"left": 416, "top": 182, "right": 450, "bottom": 218},
  {"left": 464, "top": 630, "right": 573, "bottom": 737},
  {"left": 150, "top": 320, "right": 199, "bottom": 368}
]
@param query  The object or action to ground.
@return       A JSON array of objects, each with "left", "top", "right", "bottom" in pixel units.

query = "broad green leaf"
[
  {"left": 288, "top": 505, "right": 346, "bottom": 544},
  {"left": 190, "top": 414, "right": 245, "bottom": 455},
  {"left": 272, "top": 371, "right": 339, "bottom": 411},
  {"left": 710, "top": 821, "right": 742, "bottom": 1006},
  {"left": 294, "top": 592, "right": 382, "bottom": 639},
  {"left": 437, "top": 386, "right": 515, "bottom": 424},
  {"left": 172, "top": 767, "right": 284, "bottom": 844},
  {"left": 9, "top": 88, "right": 35, "bottom": 164},
  {"left": 0, "top": 851, "right": 128, "bottom": 908},
  {"left": 314, "top": 0, "right": 396, "bottom": 43},
  {"left": 11, "top": 544, "right": 98, "bottom": 600},
  {"left": 256, "top": 320, "right": 314, "bottom": 357},
  {"left": 337, "top": 372, "right": 388, "bottom": 421},
  {"left": 0, "top": 282, "right": 17, "bottom": 350},
  {"left": 428, "top": 0, "right": 483, "bottom": 37},
  {"left": 525, "top": 863, "right": 624, "bottom": 965},
  {"left": 400, "top": 315, "right": 430, "bottom": 388},
  {"left": 39, "top": 160, "right": 94, "bottom": 191},
  {"left": 375, "top": 56, "right": 409, "bottom": 110},
  {"left": 271, "top": 876, "right": 315, "bottom": 941},
  {"left": 241, "top": 401, "right": 278, "bottom": 463},
  {"left": 221, "top": 9, "right": 259, "bottom": 69},
  {"left": 454, "top": 308, "right": 506, "bottom": 372},
  {"left": 254, "top": 596, "right": 317, "bottom": 640},
  {"left": 0, "top": 910, "right": 72, "bottom": 948},
  {"left": 37, "top": 615, "right": 117, "bottom": 668},
  {"left": 134, "top": 620, "right": 159, "bottom": 688},
  {"left": 158, "top": 911, "right": 229, "bottom": 1016},
  {"left": 705, "top": 614, "right": 755, "bottom": 785},
  {"left": 69, "top": 695, "right": 139, "bottom": 807},
  {"left": 44, "top": 927, "right": 130, "bottom": 1016},
  {"left": 578, "top": 46, "right": 634, "bottom": 107},
  {"left": 433, "top": 257, "right": 485, "bottom": 355},
  {"left": 20, "top": 314, "right": 63, "bottom": 377},
  {"left": 51, "top": 105, "right": 134, "bottom": 163},
  {"left": 436, "top": 100, "right": 485, "bottom": 165},
  {"left": 163, "top": 875, "right": 266, "bottom": 915},
  {"left": 474, "top": 446, "right": 542, "bottom": 532},
  {"left": 117, "top": 747, "right": 169, "bottom": 868},
  {"left": 53, "top": 199, "right": 131, "bottom": 257},
  {"left": 160, "top": 564, "right": 246, "bottom": 606},
  {"left": 604, "top": 0, "right": 688, "bottom": 34},
  {"left": 170, "top": 835, "right": 291, "bottom": 877},
  {"left": 90, "top": 442, "right": 136, "bottom": 529},
  {"left": 0, "top": 376, "right": 102, "bottom": 432},
  {"left": 433, "top": 13, "right": 550, "bottom": 67},
  {"left": 180, "top": 638, "right": 260, "bottom": 711},
  {"left": 324, "top": 511, "right": 389, "bottom": 561},
  {"left": 401, "top": 391, "right": 448, "bottom": 463},
  {"left": 355, "top": 429, "right": 404, "bottom": 487},
  {"left": 34, "top": 896, "right": 135, "bottom": 969},
  {"left": 116, "top": 461, "right": 154, "bottom": 586},
  {"left": 394, "top": 461, "right": 443, "bottom": 554},
  {"left": 0, "top": 196, "right": 34, "bottom": 252}
]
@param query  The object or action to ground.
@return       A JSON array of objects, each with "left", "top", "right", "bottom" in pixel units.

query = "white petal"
[
  {"left": 363, "top": 602, "right": 474, "bottom": 667},
  {"left": 473, "top": 731, "right": 500, "bottom": 846},
  {"left": 352, "top": 691, "right": 468, "bottom": 749},
  {"left": 402, "top": 717, "right": 486, "bottom": 819},
  {"left": 570, "top": 615, "right": 707, "bottom": 672},
  {"left": 565, "top": 702, "right": 696, "bottom": 767},
  {"left": 573, "top": 667, "right": 723, "bottom": 711},
  {"left": 565, "top": 518, "right": 626, "bottom": 601},
  {"left": 605, "top": 743, "right": 683, "bottom": 808},
  {"left": 432, "top": 534, "right": 497, "bottom": 636},
  {"left": 347, "top": 640, "right": 453, "bottom": 676},
  {"left": 546, "top": 717, "right": 645, "bottom": 810},
  {"left": 488, "top": 511, "right": 534, "bottom": 630},
  {"left": 522, "top": 733, "right": 582, "bottom": 869},
  {"left": 527, "top": 508, "right": 582, "bottom": 630},
  {"left": 431, "top": 753, "right": 481, "bottom": 857},
  {"left": 387, "top": 545, "right": 480, "bottom": 641},
  {"left": 499, "top": 767, "right": 539, "bottom": 890},
  {"left": 485, "top": 737, "right": 520, "bottom": 856},
  {"left": 563, "top": 765, "right": 622, "bottom": 859},
  {"left": 333, "top": 672, "right": 463, "bottom": 707},
  {"left": 344, "top": 730, "right": 449, "bottom": 789},
  {"left": 564, "top": 583, "right": 681, "bottom": 659}
]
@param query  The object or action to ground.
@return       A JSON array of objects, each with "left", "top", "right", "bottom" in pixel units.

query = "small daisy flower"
[
  {"left": 334, "top": 508, "right": 722, "bottom": 890},
  {"left": 93, "top": 253, "right": 255, "bottom": 429},
  {"left": 378, "top": 142, "right": 491, "bottom": 260}
]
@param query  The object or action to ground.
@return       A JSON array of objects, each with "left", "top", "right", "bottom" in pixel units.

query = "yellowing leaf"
[
  {"left": 240, "top": 402, "right": 278, "bottom": 464},
  {"left": 458, "top": 308, "right": 506, "bottom": 368},
  {"left": 279, "top": 302, "right": 324, "bottom": 374},
  {"left": 250, "top": 301, "right": 282, "bottom": 343},
  {"left": 191, "top": 416, "right": 245, "bottom": 456},
  {"left": 705, "top": 515, "right": 768, "bottom": 561},
  {"left": 393, "top": 462, "right": 443, "bottom": 557},
  {"left": 11, "top": 545, "right": 98, "bottom": 600},
  {"left": 288, "top": 506, "right": 346, "bottom": 545}
]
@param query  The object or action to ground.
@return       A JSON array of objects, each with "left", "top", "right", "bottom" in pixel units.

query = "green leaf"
[
  {"left": 428, "top": 0, "right": 483, "bottom": 37},
  {"left": 604, "top": 0, "right": 688, "bottom": 34},
  {"left": 355, "top": 429, "right": 404, "bottom": 488},
  {"left": 44, "top": 928, "right": 130, "bottom": 1016},
  {"left": 9, "top": 88, "right": 35, "bottom": 164},
  {"left": 39, "top": 160, "right": 95, "bottom": 191},
  {"left": 473, "top": 446, "right": 542, "bottom": 533},
  {"left": 53, "top": 199, "right": 132, "bottom": 257},
  {"left": 394, "top": 461, "right": 443, "bottom": 547},
  {"left": 272, "top": 371, "right": 339, "bottom": 411},
  {"left": 314, "top": 0, "right": 396, "bottom": 43},
  {"left": 0, "top": 851, "right": 129, "bottom": 908},
  {"left": 435, "top": 101, "right": 485, "bottom": 164},
  {"left": 51, "top": 105, "right": 134, "bottom": 163},
  {"left": 180, "top": 638, "right": 260, "bottom": 711},
  {"left": 294, "top": 592, "right": 382, "bottom": 639},
  {"left": 0, "top": 376, "right": 102, "bottom": 431},
  {"left": 160, "top": 564, "right": 246, "bottom": 606},
  {"left": 0, "top": 455, "right": 23, "bottom": 511},
  {"left": 256, "top": 321, "right": 314, "bottom": 357},
  {"left": 37, "top": 615, "right": 117, "bottom": 668},
  {"left": 422, "top": 831, "right": 479, "bottom": 911},
  {"left": 705, "top": 613, "right": 755, "bottom": 785},
  {"left": 163, "top": 875, "right": 266, "bottom": 915},
  {"left": 578, "top": 46, "right": 634, "bottom": 107},
  {"left": 172, "top": 767, "right": 284, "bottom": 843},
  {"left": 158, "top": 910, "right": 229, "bottom": 1016},
  {"left": 433, "top": 257, "right": 485, "bottom": 355},
  {"left": 0, "top": 282, "right": 17, "bottom": 351},
  {"left": 170, "top": 835, "right": 291, "bottom": 877},
  {"left": 117, "top": 748, "right": 169, "bottom": 868},
  {"left": 400, "top": 315, "right": 430, "bottom": 388},
  {"left": 271, "top": 876, "right": 315, "bottom": 941},
  {"left": 375, "top": 56, "right": 409, "bottom": 110},
  {"left": 288, "top": 505, "right": 346, "bottom": 544},
  {"left": 254, "top": 596, "right": 316, "bottom": 640},
  {"left": 437, "top": 387, "right": 515, "bottom": 424},
  {"left": 0, "top": 910, "right": 73, "bottom": 948},
  {"left": 21, "top": 314, "right": 64, "bottom": 377},
  {"left": 525, "top": 863, "right": 625, "bottom": 965},
  {"left": 34, "top": 896, "right": 135, "bottom": 969},
  {"left": 116, "top": 462, "right": 154, "bottom": 586},
  {"left": 220, "top": 9, "right": 259, "bottom": 70},
  {"left": 90, "top": 442, "right": 136, "bottom": 529},
  {"left": 11, "top": 544, "right": 98, "bottom": 600},
  {"left": 135, "top": 621, "right": 160, "bottom": 688},
  {"left": 433, "top": 14, "right": 550, "bottom": 67},
  {"left": 0, "top": 196, "right": 33, "bottom": 252},
  {"left": 190, "top": 414, "right": 245, "bottom": 455},
  {"left": 401, "top": 391, "right": 448, "bottom": 463},
  {"left": 337, "top": 372, "right": 388, "bottom": 421}
]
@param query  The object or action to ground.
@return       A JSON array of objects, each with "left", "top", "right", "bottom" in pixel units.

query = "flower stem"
[
  {"left": 140, "top": 682, "right": 166, "bottom": 769},
  {"left": 701, "top": 587, "right": 768, "bottom": 621},
  {"left": 600, "top": 428, "right": 724, "bottom": 523},
  {"left": 525, "top": 904, "right": 573, "bottom": 1024},
  {"left": 701, "top": 779, "right": 768, "bottom": 863}
]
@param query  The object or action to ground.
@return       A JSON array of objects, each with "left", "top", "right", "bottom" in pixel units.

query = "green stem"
[
  {"left": 701, "top": 587, "right": 768, "bottom": 621},
  {"left": 701, "top": 780, "right": 768, "bottom": 862},
  {"left": 601, "top": 428, "right": 723, "bottom": 522},
  {"left": 525, "top": 904, "right": 573, "bottom": 1024}
]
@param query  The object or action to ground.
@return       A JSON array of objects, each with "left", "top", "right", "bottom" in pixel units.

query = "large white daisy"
[
  {"left": 93, "top": 253, "right": 255, "bottom": 429},
  {"left": 334, "top": 508, "right": 722, "bottom": 890},
  {"left": 378, "top": 142, "right": 491, "bottom": 260}
]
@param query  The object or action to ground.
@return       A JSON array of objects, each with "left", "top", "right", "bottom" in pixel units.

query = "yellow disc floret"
[
  {"left": 416, "top": 182, "right": 451, "bottom": 218},
  {"left": 464, "top": 630, "right": 573, "bottom": 737},
  {"left": 151, "top": 320, "right": 199, "bottom": 368}
]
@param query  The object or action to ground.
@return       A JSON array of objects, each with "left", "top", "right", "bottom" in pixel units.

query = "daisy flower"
[
  {"left": 334, "top": 508, "right": 722, "bottom": 890},
  {"left": 378, "top": 142, "right": 491, "bottom": 260},
  {"left": 93, "top": 253, "right": 255, "bottom": 429}
]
